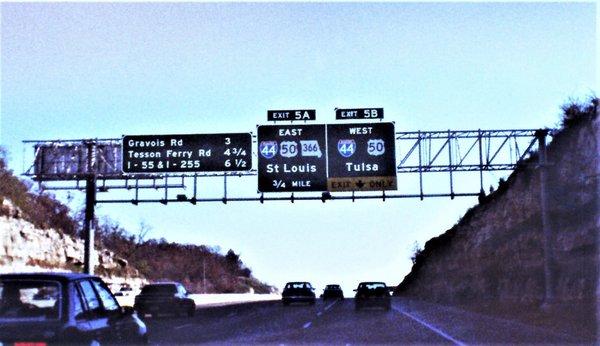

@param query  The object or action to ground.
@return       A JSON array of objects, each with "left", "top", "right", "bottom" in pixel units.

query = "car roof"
[
  {"left": 285, "top": 281, "right": 311, "bottom": 284},
  {"left": 358, "top": 282, "right": 386, "bottom": 285},
  {"left": 144, "top": 282, "right": 180, "bottom": 286},
  {"left": 0, "top": 272, "right": 99, "bottom": 283}
]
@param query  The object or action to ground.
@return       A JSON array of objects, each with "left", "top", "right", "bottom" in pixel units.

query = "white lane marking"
[
  {"left": 174, "top": 323, "right": 195, "bottom": 330},
  {"left": 392, "top": 306, "right": 466, "bottom": 346},
  {"left": 323, "top": 300, "right": 338, "bottom": 312},
  {"left": 302, "top": 299, "right": 340, "bottom": 330}
]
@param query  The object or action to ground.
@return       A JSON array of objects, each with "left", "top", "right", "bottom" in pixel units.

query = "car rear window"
[
  {"left": 286, "top": 283, "right": 310, "bottom": 289},
  {"left": 0, "top": 280, "right": 61, "bottom": 320},
  {"left": 359, "top": 283, "right": 386, "bottom": 290},
  {"left": 141, "top": 284, "right": 177, "bottom": 294}
]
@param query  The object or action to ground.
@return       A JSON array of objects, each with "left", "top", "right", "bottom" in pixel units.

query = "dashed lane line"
[
  {"left": 301, "top": 299, "right": 341, "bottom": 330},
  {"left": 174, "top": 323, "right": 196, "bottom": 330},
  {"left": 392, "top": 306, "right": 467, "bottom": 346},
  {"left": 323, "top": 300, "right": 338, "bottom": 312}
]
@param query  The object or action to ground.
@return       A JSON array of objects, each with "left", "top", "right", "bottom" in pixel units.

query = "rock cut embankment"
[
  {"left": 395, "top": 107, "right": 598, "bottom": 332},
  {"left": 0, "top": 199, "right": 146, "bottom": 290}
]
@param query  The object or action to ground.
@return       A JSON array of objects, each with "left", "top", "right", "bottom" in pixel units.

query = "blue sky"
[{"left": 0, "top": 2, "right": 596, "bottom": 292}]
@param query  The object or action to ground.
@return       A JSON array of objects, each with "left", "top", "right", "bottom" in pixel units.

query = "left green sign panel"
[{"left": 122, "top": 133, "right": 252, "bottom": 173}]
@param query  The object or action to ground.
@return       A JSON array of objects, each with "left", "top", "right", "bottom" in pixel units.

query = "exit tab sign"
[
  {"left": 335, "top": 108, "right": 384, "bottom": 120},
  {"left": 267, "top": 109, "right": 316, "bottom": 121}
]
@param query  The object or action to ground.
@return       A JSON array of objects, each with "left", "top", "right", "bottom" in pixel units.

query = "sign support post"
[
  {"left": 83, "top": 175, "right": 96, "bottom": 275},
  {"left": 83, "top": 142, "right": 97, "bottom": 275},
  {"left": 537, "top": 129, "right": 554, "bottom": 307}
]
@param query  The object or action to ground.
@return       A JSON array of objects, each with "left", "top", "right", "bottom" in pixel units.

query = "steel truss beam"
[
  {"left": 96, "top": 192, "right": 481, "bottom": 205},
  {"left": 394, "top": 129, "right": 544, "bottom": 195}
]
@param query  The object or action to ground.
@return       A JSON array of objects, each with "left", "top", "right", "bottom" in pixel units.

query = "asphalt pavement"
[{"left": 142, "top": 298, "right": 585, "bottom": 344}]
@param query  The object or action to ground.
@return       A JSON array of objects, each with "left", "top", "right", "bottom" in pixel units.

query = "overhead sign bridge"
[
  {"left": 21, "top": 123, "right": 555, "bottom": 300},
  {"left": 23, "top": 128, "right": 549, "bottom": 203},
  {"left": 22, "top": 126, "right": 551, "bottom": 275}
]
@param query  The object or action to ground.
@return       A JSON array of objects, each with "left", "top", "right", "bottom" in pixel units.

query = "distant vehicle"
[
  {"left": 114, "top": 283, "right": 134, "bottom": 297},
  {"left": 321, "top": 284, "right": 344, "bottom": 300},
  {"left": 134, "top": 282, "right": 195, "bottom": 317},
  {"left": 0, "top": 272, "right": 148, "bottom": 344},
  {"left": 282, "top": 282, "right": 316, "bottom": 305},
  {"left": 354, "top": 282, "right": 391, "bottom": 311}
]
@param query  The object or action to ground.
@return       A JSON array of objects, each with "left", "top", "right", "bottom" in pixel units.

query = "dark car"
[
  {"left": 321, "top": 284, "right": 344, "bottom": 300},
  {"left": 354, "top": 282, "right": 391, "bottom": 311},
  {"left": 0, "top": 272, "right": 148, "bottom": 345},
  {"left": 134, "top": 282, "right": 195, "bottom": 317},
  {"left": 282, "top": 282, "right": 316, "bottom": 306}
]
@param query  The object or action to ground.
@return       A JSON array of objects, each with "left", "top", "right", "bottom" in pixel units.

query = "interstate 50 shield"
[{"left": 257, "top": 125, "right": 327, "bottom": 192}]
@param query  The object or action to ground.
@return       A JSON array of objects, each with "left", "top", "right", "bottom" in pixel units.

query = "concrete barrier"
[{"left": 116, "top": 292, "right": 281, "bottom": 308}]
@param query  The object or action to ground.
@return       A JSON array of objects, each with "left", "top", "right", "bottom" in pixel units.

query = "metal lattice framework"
[
  {"left": 22, "top": 128, "right": 551, "bottom": 203},
  {"left": 395, "top": 129, "right": 542, "bottom": 198}
]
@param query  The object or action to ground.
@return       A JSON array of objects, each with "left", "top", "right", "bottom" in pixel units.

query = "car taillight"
[{"left": 14, "top": 342, "right": 48, "bottom": 346}]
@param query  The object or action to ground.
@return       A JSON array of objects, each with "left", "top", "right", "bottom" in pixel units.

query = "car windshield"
[
  {"left": 141, "top": 284, "right": 177, "bottom": 294},
  {"left": 326, "top": 285, "right": 340, "bottom": 289},
  {"left": 0, "top": 280, "right": 60, "bottom": 320},
  {"left": 358, "top": 283, "right": 386, "bottom": 290}
]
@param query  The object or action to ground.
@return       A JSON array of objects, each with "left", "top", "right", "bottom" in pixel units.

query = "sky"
[{"left": 0, "top": 2, "right": 597, "bottom": 293}]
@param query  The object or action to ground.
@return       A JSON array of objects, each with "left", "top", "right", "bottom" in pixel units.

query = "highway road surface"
[{"left": 142, "top": 298, "right": 584, "bottom": 344}]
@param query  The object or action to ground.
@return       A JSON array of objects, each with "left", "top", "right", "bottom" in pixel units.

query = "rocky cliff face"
[
  {"left": 396, "top": 111, "right": 599, "bottom": 309},
  {"left": 0, "top": 199, "right": 146, "bottom": 290}
]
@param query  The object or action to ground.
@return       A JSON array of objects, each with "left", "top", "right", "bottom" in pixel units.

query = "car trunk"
[{"left": 0, "top": 320, "right": 62, "bottom": 342}]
